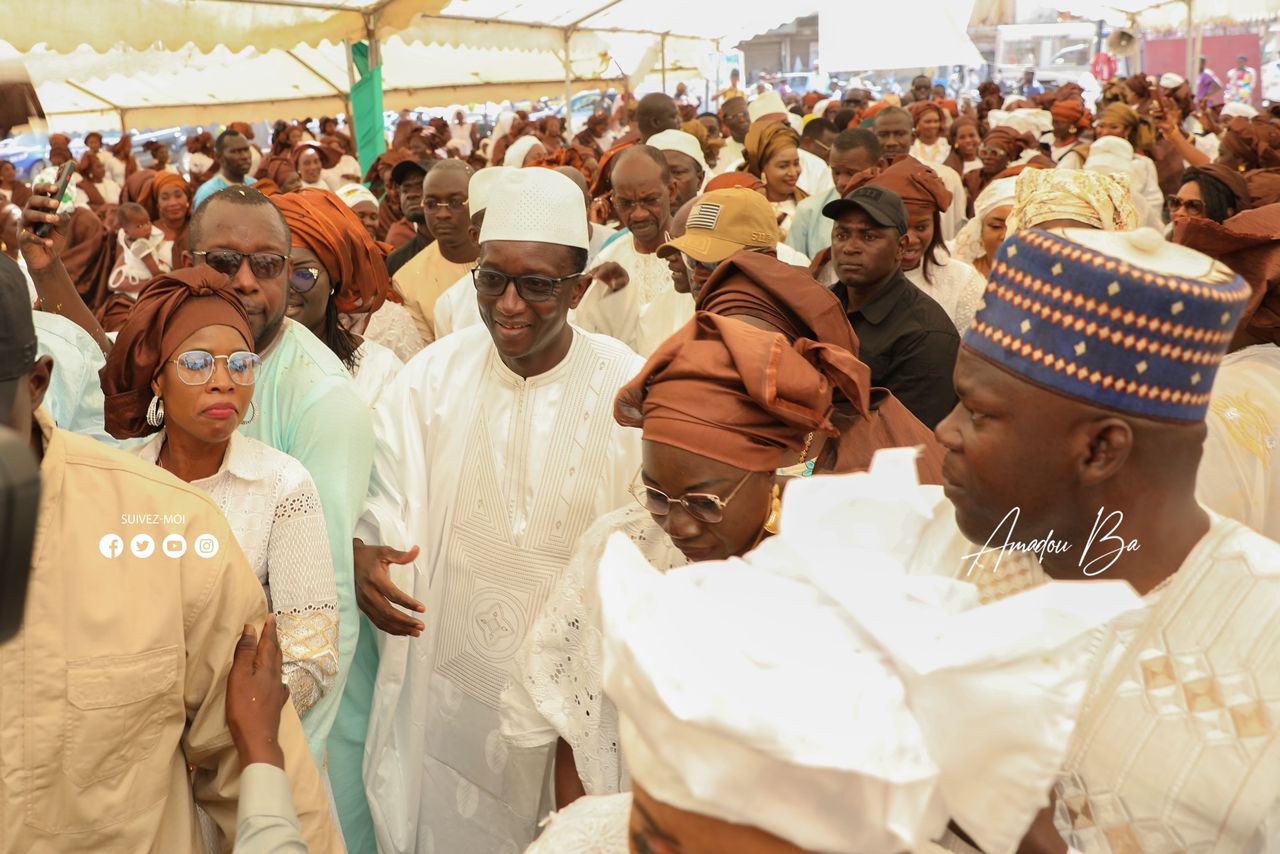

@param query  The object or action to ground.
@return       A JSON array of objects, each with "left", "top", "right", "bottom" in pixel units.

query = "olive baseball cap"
[
  {"left": 822, "top": 186, "right": 909, "bottom": 235},
  {"left": 658, "top": 188, "right": 780, "bottom": 264}
]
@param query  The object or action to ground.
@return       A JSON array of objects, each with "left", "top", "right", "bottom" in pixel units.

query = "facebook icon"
[{"left": 98, "top": 534, "right": 125, "bottom": 559}]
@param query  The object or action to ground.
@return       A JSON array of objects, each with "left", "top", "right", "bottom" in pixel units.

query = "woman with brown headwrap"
[
  {"left": 292, "top": 142, "right": 339, "bottom": 191},
  {"left": 681, "top": 118, "right": 723, "bottom": 171},
  {"left": 962, "top": 125, "right": 1036, "bottom": 215},
  {"left": 1176, "top": 205, "right": 1280, "bottom": 539},
  {"left": 1169, "top": 163, "right": 1251, "bottom": 230},
  {"left": 319, "top": 134, "right": 362, "bottom": 190},
  {"left": 141, "top": 140, "right": 179, "bottom": 175},
  {"left": 105, "top": 133, "right": 138, "bottom": 185},
  {"left": 0, "top": 158, "right": 30, "bottom": 209},
  {"left": 740, "top": 121, "right": 807, "bottom": 239},
  {"left": 185, "top": 130, "right": 216, "bottom": 183},
  {"left": 504, "top": 310, "right": 879, "bottom": 802},
  {"left": 942, "top": 116, "right": 982, "bottom": 176},
  {"left": 852, "top": 156, "right": 987, "bottom": 335},
  {"left": 254, "top": 153, "right": 303, "bottom": 194},
  {"left": 269, "top": 188, "right": 402, "bottom": 403},
  {"left": 100, "top": 266, "right": 340, "bottom": 731},
  {"left": 908, "top": 101, "right": 951, "bottom": 167},
  {"left": 75, "top": 150, "right": 118, "bottom": 221},
  {"left": 1049, "top": 99, "right": 1091, "bottom": 169},
  {"left": 1093, "top": 101, "right": 1165, "bottom": 216},
  {"left": 1218, "top": 116, "right": 1280, "bottom": 173}
]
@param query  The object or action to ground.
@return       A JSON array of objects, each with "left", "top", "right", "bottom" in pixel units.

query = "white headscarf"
[
  {"left": 502, "top": 134, "right": 546, "bottom": 168},
  {"left": 952, "top": 176, "right": 1018, "bottom": 265},
  {"left": 486, "top": 110, "right": 517, "bottom": 165}
]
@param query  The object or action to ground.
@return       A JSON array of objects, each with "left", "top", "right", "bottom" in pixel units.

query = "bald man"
[
  {"left": 636, "top": 93, "right": 681, "bottom": 143},
  {"left": 391, "top": 160, "right": 477, "bottom": 342}
]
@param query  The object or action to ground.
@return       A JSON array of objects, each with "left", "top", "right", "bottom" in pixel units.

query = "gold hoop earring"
[{"left": 762, "top": 483, "right": 782, "bottom": 535}]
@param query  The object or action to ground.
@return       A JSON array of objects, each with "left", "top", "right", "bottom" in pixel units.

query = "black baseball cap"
[
  {"left": 822, "top": 186, "right": 909, "bottom": 235},
  {"left": 391, "top": 158, "right": 434, "bottom": 186}
]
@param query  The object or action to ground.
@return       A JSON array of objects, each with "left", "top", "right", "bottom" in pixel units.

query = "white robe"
[
  {"left": 572, "top": 237, "right": 694, "bottom": 357},
  {"left": 1197, "top": 343, "right": 1280, "bottom": 541},
  {"left": 905, "top": 253, "right": 987, "bottom": 336},
  {"left": 360, "top": 325, "right": 644, "bottom": 854}
]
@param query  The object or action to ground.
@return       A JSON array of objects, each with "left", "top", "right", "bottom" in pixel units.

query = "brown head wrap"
[
  {"left": 614, "top": 312, "right": 867, "bottom": 472},
  {"left": 741, "top": 121, "right": 800, "bottom": 179},
  {"left": 848, "top": 155, "right": 952, "bottom": 215},
  {"left": 1050, "top": 99, "right": 1089, "bottom": 129},
  {"left": 982, "top": 125, "right": 1037, "bottom": 161},
  {"left": 255, "top": 153, "right": 298, "bottom": 184},
  {"left": 977, "top": 81, "right": 1001, "bottom": 100},
  {"left": 122, "top": 168, "right": 155, "bottom": 205},
  {"left": 1097, "top": 102, "right": 1156, "bottom": 157},
  {"left": 138, "top": 171, "right": 192, "bottom": 222},
  {"left": 908, "top": 101, "right": 947, "bottom": 127},
  {"left": 228, "top": 121, "right": 255, "bottom": 140},
  {"left": 109, "top": 134, "right": 133, "bottom": 159},
  {"left": 48, "top": 133, "right": 71, "bottom": 149},
  {"left": 1183, "top": 163, "right": 1251, "bottom": 211},
  {"left": 705, "top": 172, "right": 765, "bottom": 193},
  {"left": 291, "top": 141, "right": 341, "bottom": 170},
  {"left": 1124, "top": 74, "right": 1152, "bottom": 101},
  {"left": 270, "top": 188, "right": 388, "bottom": 314},
  {"left": 947, "top": 116, "right": 979, "bottom": 146},
  {"left": 186, "top": 131, "right": 214, "bottom": 154},
  {"left": 1221, "top": 117, "right": 1280, "bottom": 171},
  {"left": 100, "top": 267, "right": 253, "bottom": 439},
  {"left": 1176, "top": 205, "right": 1280, "bottom": 346}
]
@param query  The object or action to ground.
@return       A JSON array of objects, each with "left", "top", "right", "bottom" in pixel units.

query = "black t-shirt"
[
  {"left": 386, "top": 231, "right": 433, "bottom": 277},
  {"left": 833, "top": 270, "right": 960, "bottom": 429}
]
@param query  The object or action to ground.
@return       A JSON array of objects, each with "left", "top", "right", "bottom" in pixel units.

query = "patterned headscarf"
[
  {"left": 1006, "top": 168, "right": 1139, "bottom": 232},
  {"left": 270, "top": 188, "right": 389, "bottom": 314}
]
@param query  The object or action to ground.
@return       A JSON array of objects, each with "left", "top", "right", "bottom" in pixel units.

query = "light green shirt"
[{"left": 240, "top": 319, "right": 374, "bottom": 766}]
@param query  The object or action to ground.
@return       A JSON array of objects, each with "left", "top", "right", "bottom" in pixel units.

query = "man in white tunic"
[
  {"left": 358, "top": 168, "right": 644, "bottom": 854},
  {"left": 574, "top": 145, "right": 694, "bottom": 357},
  {"left": 928, "top": 227, "right": 1280, "bottom": 852}
]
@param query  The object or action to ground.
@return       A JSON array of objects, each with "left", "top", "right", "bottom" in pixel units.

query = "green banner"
[{"left": 351, "top": 41, "right": 386, "bottom": 181}]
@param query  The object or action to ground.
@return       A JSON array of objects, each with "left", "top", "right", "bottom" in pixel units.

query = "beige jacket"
[{"left": 0, "top": 410, "right": 343, "bottom": 853}]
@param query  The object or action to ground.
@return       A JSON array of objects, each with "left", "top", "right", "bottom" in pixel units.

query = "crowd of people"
[{"left": 2, "top": 57, "right": 1280, "bottom": 854}]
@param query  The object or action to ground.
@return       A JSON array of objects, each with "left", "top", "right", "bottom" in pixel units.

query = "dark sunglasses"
[
  {"left": 1167, "top": 196, "right": 1207, "bottom": 216},
  {"left": 472, "top": 267, "right": 582, "bottom": 303},
  {"left": 192, "top": 249, "right": 287, "bottom": 280}
]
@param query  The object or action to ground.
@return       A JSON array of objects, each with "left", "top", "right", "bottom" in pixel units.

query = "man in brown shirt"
[{"left": 0, "top": 252, "right": 342, "bottom": 852}]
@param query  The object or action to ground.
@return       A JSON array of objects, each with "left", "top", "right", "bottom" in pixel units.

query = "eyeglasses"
[
  {"left": 424, "top": 197, "right": 469, "bottom": 212},
  {"left": 978, "top": 145, "right": 1007, "bottom": 158},
  {"left": 290, "top": 266, "right": 322, "bottom": 293},
  {"left": 629, "top": 470, "right": 754, "bottom": 524},
  {"left": 168, "top": 350, "right": 261, "bottom": 386},
  {"left": 613, "top": 194, "right": 667, "bottom": 214},
  {"left": 1166, "top": 196, "right": 1207, "bottom": 216},
  {"left": 472, "top": 267, "right": 583, "bottom": 303},
  {"left": 681, "top": 253, "right": 720, "bottom": 273},
  {"left": 192, "top": 249, "right": 287, "bottom": 280}
]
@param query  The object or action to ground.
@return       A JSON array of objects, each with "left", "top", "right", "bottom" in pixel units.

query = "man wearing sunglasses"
[
  {"left": 356, "top": 168, "right": 644, "bottom": 854},
  {"left": 0, "top": 253, "right": 345, "bottom": 852}
]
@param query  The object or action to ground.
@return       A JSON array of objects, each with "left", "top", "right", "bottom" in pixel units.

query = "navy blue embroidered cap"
[{"left": 963, "top": 227, "right": 1251, "bottom": 422}]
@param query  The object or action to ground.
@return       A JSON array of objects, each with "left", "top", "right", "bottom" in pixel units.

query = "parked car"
[{"left": 2, "top": 125, "right": 200, "bottom": 181}]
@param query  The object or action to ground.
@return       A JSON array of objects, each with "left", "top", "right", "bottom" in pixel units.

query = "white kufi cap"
[
  {"left": 1159, "top": 71, "right": 1186, "bottom": 88},
  {"left": 467, "top": 165, "right": 515, "bottom": 216},
  {"left": 479, "top": 167, "right": 590, "bottom": 250},
  {"left": 646, "top": 129, "right": 709, "bottom": 174},
  {"left": 748, "top": 90, "right": 787, "bottom": 122},
  {"left": 601, "top": 448, "right": 1143, "bottom": 854}
]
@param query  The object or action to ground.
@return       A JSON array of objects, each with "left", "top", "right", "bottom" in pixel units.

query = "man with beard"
[
  {"left": 384, "top": 159, "right": 433, "bottom": 276},
  {"left": 574, "top": 145, "right": 691, "bottom": 356},
  {"left": 391, "top": 160, "right": 477, "bottom": 343},
  {"left": 192, "top": 130, "right": 256, "bottom": 208}
]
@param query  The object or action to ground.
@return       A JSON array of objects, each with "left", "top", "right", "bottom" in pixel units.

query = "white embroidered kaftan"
[
  {"left": 360, "top": 325, "right": 644, "bottom": 854},
  {"left": 572, "top": 237, "right": 694, "bottom": 358},
  {"left": 502, "top": 504, "right": 687, "bottom": 796}
]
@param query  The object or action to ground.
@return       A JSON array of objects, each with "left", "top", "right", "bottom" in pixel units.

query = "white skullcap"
[
  {"left": 467, "top": 165, "right": 514, "bottom": 217},
  {"left": 601, "top": 448, "right": 1143, "bottom": 854},
  {"left": 334, "top": 183, "right": 378, "bottom": 209},
  {"left": 951, "top": 176, "right": 1018, "bottom": 264},
  {"left": 503, "top": 135, "right": 546, "bottom": 168},
  {"left": 1006, "top": 107, "right": 1053, "bottom": 137},
  {"left": 1159, "top": 72, "right": 1186, "bottom": 89},
  {"left": 748, "top": 90, "right": 787, "bottom": 122},
  {"left": 786, "top": 112, "right": 804, "bottom": 134},
  {"left": 810, "top": 98, "right": 832, "bottom": 117},
  {"left": 646, "top": 129, "right": 709, "bottom": 174},
  {"left": 1222, "top": 102, "right": 1259, "bottom": 119},
  {"left": 1084, "top": 135, "right": 1135, "bottom": 176},
  {"left": 479, "top": 167, "right": 589, "bottom": 250}
]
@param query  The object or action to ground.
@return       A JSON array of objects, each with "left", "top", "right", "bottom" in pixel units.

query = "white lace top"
[
  {"left": 525, "top": 793, "right": 632, "bottom": 854},
  {"left": 905, "top": 253, "right": 988, "bottom": 337},
  {"left": 136, "top": 431, "right": 340, "bottom": 715},
  {"left": 344, "top": 299, "right": 427, "bottom": 364},
  {"left": 501, "top": 504, "right": 687, "bottom": 796}
]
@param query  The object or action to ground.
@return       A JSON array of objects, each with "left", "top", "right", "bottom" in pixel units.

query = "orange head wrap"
[
  {"left": 614, "top": 312, "right": 869, "bottom": 472},
  {"left": 228, "top": 121, "right": 255, "bottom": 140},
  {"left": 847, "top": 155, "right": 952, "bottom": 215},
  {"left": 138, "top": 171, "right": 192, "bottom": 222},
  {"left": 982, "top": 125, "right": 1037, "bottom": 161},
  {"left": 908, "top": 101, "right": 947, "bottom": 127},
  {"left": 741, "top": 121, "right": 800, "bottom": 179},
  {"left": 100, "top": 266, "right": 253, "bottom": 439},
  {"left": 705, "top": 172, "right": 765, "bottom": 193},
  {"left": 290, "top": 141, "right": 341, "bottom": 170},
  {"left": 1050, "top": 99, "right": 1089, "bottom": 129},
  {"left": 270, "top": 188, "right": 389, "bottom": 314}
]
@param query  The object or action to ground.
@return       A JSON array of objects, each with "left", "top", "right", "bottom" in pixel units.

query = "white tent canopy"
[
  {"left": 1048, "top": 0, "right": 1279, "bottom": 26},
  {"left": 4, "top": 0, "right": 802, "bottom": 132}
]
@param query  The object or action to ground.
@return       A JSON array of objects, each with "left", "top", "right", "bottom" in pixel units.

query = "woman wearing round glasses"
[
  {"left": 503, "top": 312, "right": 869, "bottom": 805},
  {"left": 100, "top": 267, "right": 340, "bottom": 726},
  {"left": 269, "top": 188, "right": 403, "bottom": 405}
]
